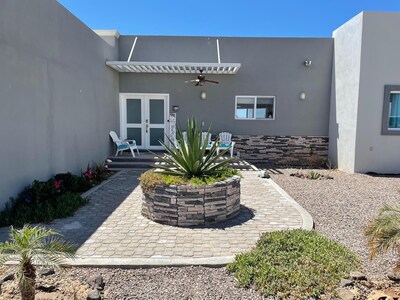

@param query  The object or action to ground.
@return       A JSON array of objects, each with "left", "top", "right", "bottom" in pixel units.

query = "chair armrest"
[{"left": 124, "top": 139, "right": 137, "bottom": 145}]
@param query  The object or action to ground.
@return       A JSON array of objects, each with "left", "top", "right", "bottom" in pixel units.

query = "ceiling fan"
[{"left": 185, "top": 70, "right": 219, "bottom": 86}]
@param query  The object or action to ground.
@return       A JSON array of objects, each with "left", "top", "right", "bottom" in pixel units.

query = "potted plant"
[{"left": 140, "top": 118, "right": 241, "bottom": 226}]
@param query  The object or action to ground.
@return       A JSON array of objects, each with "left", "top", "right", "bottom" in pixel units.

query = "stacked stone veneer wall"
[
  {"left": 232, "top": 135, "right": 329, "bottom": 166},
  {"left": 142, "top": 176, "right": 241, "bottom": 226}
]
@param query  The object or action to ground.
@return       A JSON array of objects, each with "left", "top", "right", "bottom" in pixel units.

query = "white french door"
[{"left": 119, "top": 93, "right": 169, "bottom": 150}]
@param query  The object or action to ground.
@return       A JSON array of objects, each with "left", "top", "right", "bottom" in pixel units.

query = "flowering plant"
[
  {"left": 54, "top": 180, "right": 63, "bottom": 192},
  {"left": 82, "top": 167, "right": 97, "bottom": 182}
]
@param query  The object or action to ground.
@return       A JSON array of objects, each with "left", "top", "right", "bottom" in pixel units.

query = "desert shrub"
[
  {"left": 307, "top": 170, "right": 321, "bottom": 180},
  {"left": 140, "top": 168, "right": 240, "bottom": 193},
  {"left": 365, "top": 204, "right": 400, "bottom": 268},
  {"left": 227, "top": 230, "right": 360, "bottom": 299}
]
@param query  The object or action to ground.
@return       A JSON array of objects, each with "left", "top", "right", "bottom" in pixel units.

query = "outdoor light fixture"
[
  {"left": 172, "top": 105, "right": 179, "bottom": 112},
  {"left": 299, "top": 92, "right": 306, "bottom": 101},
  {"left": 200, "top": 91, "right": 207, "bottom": 100},
  {"left": 304, "top": 60, "right": 312, "bottom": 67}
]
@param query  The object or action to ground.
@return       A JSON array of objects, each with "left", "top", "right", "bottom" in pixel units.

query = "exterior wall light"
[
  {"left": 200, "top": 91, "right": 207, "bottom": 100},
  {"left": 304, "top": 60, "right": 312, "bottom": 67},
  {"left": 172, "top": 105, "right": 179, "bottom": 112},
  {"left": 299, "top": 92, "right": 306, "bottom": 101}
]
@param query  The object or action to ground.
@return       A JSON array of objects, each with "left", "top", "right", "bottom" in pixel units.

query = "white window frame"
[{"left": 235, "top": 95, "right": 276, "bottom": 120}]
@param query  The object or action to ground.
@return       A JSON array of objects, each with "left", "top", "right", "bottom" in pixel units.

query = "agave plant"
[
  {"left": 365, "top": 204, "right": 400, "bottom": 265},
  {"left": 154, "top": 117, "right": 234, "bottom": 178},
  {"left": 0, "top": 225, "right": 76, "bottom": 300}
]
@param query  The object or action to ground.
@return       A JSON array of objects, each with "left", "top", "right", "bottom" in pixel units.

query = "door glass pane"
[
  {"left": 149, "top": 99, "right": 164, "bottom": 124},
  {"left": 236, "top": 97, "right": 255, "bottom": 119},
  {"left": 127, "top": 128, "right": 142, "bottom": 146},
  {"left": 389, "top": 93, "right": 400, "bottom": 129},
  {"left": 127, "top": 99, "right": 141, "bottom": 124},
  {"left": 150, "top": 128, "right": 164, "bottom": 146},
  {"left": 256, "top": 97, "right": 274, "bottom": 119}
]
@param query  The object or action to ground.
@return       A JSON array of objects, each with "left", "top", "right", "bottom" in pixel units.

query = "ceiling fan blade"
[
  {"left": 204, "top": 79, "right": 219, "bottom": 84},
  {"left": 195, "top": 81, "right": 200, "bottom": 86},
  {"left": 185, "top": 79, "right": 198, "bottom": 83}
]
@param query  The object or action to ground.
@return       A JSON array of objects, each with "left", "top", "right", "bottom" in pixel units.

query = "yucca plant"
[
  {"left": 0, "top": 225, "right": 76, "bottom": 300},
  {"left": 307, "top": 170, "right": 321, "bottom": 180},
  {"left": 365, "top": 204, "right": 400, "bottom": 268},
  {"left": 154, "top": 117, "right": 234, "bottom": 178}
]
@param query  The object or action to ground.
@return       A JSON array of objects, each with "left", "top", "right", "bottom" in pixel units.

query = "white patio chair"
[
  {"left": 216, "top": 132, "right": 235, "bottom": 158},
  {"left": 201, "top": 131, "right": 213, "bottom": 150},
  {"left": 109, "top": 131, "right": 139, "bottom": 157}
]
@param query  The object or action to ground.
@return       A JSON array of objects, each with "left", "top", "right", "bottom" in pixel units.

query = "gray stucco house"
[{"left": 0, "top": 0, "right": 399, "bottom": 209}]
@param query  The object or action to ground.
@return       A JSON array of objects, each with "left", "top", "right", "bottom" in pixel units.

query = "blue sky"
[{"left": 58, "top": 0, "right": 400, "bottom": 37}]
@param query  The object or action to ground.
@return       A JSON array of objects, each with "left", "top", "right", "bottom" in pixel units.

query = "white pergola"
[
  {"left": 105, "top": 61, "right": 241, "bottom": 74},
  {"left": 105, "top": 37, "right": 241, "bottom": 74}
]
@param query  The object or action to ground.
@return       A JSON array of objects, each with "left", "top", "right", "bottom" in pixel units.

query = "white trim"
[
  {"left": 234, "top": 95, "right": 276, "bottom": 121},
  {"left": 106, "top": 61, "right": 241, "bottom": 74},
  {"left": 216, "top": 39, "right": 221, "bottom": 64},
  {"left": 127, "top": 37, "right": 138, "bottom": 62},
  {"left": 119, "top": 93, "right": 169, "bottom": 150},
  {"left": 93, "top": 30, "right": 120, "bottom": 38}
]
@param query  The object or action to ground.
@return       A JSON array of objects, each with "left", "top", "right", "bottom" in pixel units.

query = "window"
[
  {"left": 389, "top": 93, "right": 400, "bottom": 129},
  {"left": 382, "top": 85, "right": 400, "bottom": 135},
  {"left": 235, "top": 96, "right": 275, "bottom": 120}
]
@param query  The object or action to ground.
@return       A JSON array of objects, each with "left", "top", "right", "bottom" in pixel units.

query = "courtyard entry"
[{"left": 119, "top": 93, "right": 169, "bottom": 150}]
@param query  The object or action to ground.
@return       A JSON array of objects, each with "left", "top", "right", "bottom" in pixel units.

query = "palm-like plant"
[
  {"left": 0, "top": 225, "right": 76, "bottom": 300},
  {"left": 365, "top": 204, "right": 400, "bottom": 266},
  {"left": 155, "top": 117, "right": 234, "bottom": 178}
]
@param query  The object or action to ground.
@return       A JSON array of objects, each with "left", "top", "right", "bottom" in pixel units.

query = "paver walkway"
[{"left": 0, "top": 170, "right": 312, "bottom": 266}]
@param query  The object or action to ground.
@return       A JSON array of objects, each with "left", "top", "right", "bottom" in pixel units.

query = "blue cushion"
[
  {"left": 118, "top": 144, "right": 129, "bottom": 150},
  {"left": 220, "top": 143, "right": 231, "bottom": 147}
]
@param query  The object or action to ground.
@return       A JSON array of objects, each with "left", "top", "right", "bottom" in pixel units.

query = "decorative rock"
[
  {"left": 337, "top": 288, "right": 356, "bottom": 300},
  {"left": 39, "top": 268, "right": 55, "bottom": 277},
  {"left": 258, "top": 170, "right": 270, "bottom": 178},
  {"left": 349, "top": 271, "right": 367, "bottom": 281},
  {"left": 340, "top": 279, "right": 354, "bottom": 287},
  {"left": 387, "top": 270, "right": 400, "bottom": 282},
  {"left": 35, "top": 292, "right": 63, "bottom": 300},
  {"left": 0, "top": 273, "right": 14, "bottom": 283},
  {"left": 37, "top": 284, "right": 56, "bottom": 292},
  {"left": 367, "top": 290, "right": 399, "bottom": 300},
  {"left": 87, "top": 289, "right": 101, "bottom": 300},
  {"left": 87, "top": 275, "right": 105, "bottom": 290}
]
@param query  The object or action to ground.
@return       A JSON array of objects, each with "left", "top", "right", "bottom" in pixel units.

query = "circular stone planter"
[{"left": 141, "top": 176, "right": 241, "bottom": 226}]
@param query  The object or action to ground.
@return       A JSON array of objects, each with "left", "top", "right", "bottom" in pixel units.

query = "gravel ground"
[
  {"left": 0, "top": 266, "right": 264, "bottom": 300},
  {"left": 1, "top": 169, "right": 399, "bottom": 299},
  {"left": 270, "top": 168, "right": 400, "bottom": 278}
]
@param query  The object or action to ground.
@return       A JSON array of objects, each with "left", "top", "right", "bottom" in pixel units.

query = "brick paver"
[{"left": 0, "top": 170, "right": 307, "bottom": 260}]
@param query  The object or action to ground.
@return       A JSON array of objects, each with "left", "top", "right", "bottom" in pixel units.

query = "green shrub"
[
  {"left": 54, "top": 172, "right": 91, "bottom": 193},
  {"left": 140, "top": 168, "right": 240, "bottom": 193},
  {"left": 227, "top": 230, "right": 360, "bottom": 299},
  {"left": 154, "top": 117, "right": 234, "bottom": 178},
  {"left": 0, "top": 162, "right": 110, "bottom": 227},
  {"left": 0, "top": 192, "right": 88, "bottom": 227}
]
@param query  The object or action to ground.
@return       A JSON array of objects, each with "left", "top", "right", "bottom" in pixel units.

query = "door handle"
[{"left": 146, "top": 124, "right": 148, "bottom": 133}]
